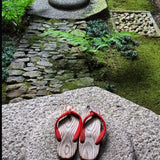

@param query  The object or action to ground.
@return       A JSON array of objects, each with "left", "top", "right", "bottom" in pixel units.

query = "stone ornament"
[{"left": 48, "top": 0, "right": 90, "bottom": 10}]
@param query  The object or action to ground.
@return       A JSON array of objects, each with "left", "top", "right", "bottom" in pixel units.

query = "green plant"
[
  {"left": 2, "top": 41, "right": 16, "bottom": 81},
  {"left": 105, "top": 83, "right": 116, "bottom": 92},
  {"left": 2, "top": 0, "right": 33, "bottom": 32},
  {"left": 43, "top": 20, "right": 139, "bottom": 65},
  {"left": 85, "top": 19, "right": 110, "bottom": 38},
  {"left": 109, "top": 34, "right": 139, "bottom": 59}
]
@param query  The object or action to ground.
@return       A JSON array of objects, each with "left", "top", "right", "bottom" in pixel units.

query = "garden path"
[
  {"left": 5, "top": 0, "right": 160, "bottom": 104},
  {"left": 6, "top": 18, "right": 95, "bottom": 103}
]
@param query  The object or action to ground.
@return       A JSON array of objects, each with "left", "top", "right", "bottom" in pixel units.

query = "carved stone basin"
[{"left": 48, "top": 0, "right": 90, "bottom": 10}]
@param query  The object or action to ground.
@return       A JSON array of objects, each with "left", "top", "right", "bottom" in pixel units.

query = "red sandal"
[
  {"left": 79, "top": 106, "right": 106, "bottom": 160},
  {"left": 55, "top": 106, "right": 82, "bottom": 159}
]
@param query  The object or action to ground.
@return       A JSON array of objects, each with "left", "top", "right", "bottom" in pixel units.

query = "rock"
[
  {"left": 28, "top": 86, "right": 37, "bottom": 94},
  {"left": 42, "top": 24, "right": 51, "bottom": 28},
  {"left": 28, "top": 50, "right": 38, "bottom": 54},
  {"left": 32, "top": 81, "right": 48, "bottom": 86},
  {"left": 23, "top": 71, "right": 41, "bottom": 78},
  {"left": 8, "top": 70, "right": 24, "bottom": 76},
  {"left": 18, "top": 44, "right": 30, "bottom": 48},
  {"left": 37, "top": 86, "right": 47, "bottom": 90},
  {"left": 72, "top": 53, "right": 84, "bottom": 59},
  {"left": 36, "top": 90, "right": 48, "bottom": 96},
  {"left": 28, "top": 0, "right": 108, "bottom": 19},
  {"left": 13, "top": 52, "right": 26, "bottom": 58},
  {"left": 131, "top": 25, "right": 137, "bottom": 30},
  {"left": 37, "top": 52, "right": 51, "bottom": 58},
  {"left": 2, "top": 87, "right": 160, "bottom": 160},
  {"left": 48, "top": 0, "right": 89, "bottom": 10},
  {"left": 30, "top": 57, "right": 41, "bottom": 63},
  {"left": 23, "top": 67, "right": 38, "bottom": 71},
  {"left": 37, "top": 60, "right": 53, "bottom": 67},
  {"left": 15, "top": 58, "right": 30, "bottom": 63},
  {"left": 71, "top": 29, "right": 86, "bottom": 37},
  {"left": 9, "top": 97, "right": 23, "bottom": 103},
  {"left": 44, "top": 68, "right": 56, "bottom": 74},
  {"left": 27, "top": 62, "right": 35, "bottom": 67},
  {"left": 57, "top": 44, "right": 69, "bottom": 52},
  {"left": 57, "top": 70, "right": 65, "bottom": 75},
  {"left": 70, "top": 46, "right": 83, "bottom": 53},
  {"left": 7, "top": 76, "right": 25, "bottom": 83},
  {"left": 62, "top": 77, "right": 94, "bottom": 90},
  {"left": 56, "top": 59, "right": 68, "bottom": 69},
  {"left": 9, "top": 62, "right": 25, "bottom": 70},
  {"left": 76, "top": 23, "right": 87, "bottom": 29},
  {"left": 49, "top": 79, "right": 63, "bottom": 87},
  {"left": 6, "top": 83, "right": 25, "bottom": 92},
  {"left": 115, "top": 21, "right": 120, "bottom": 25},
  {"left": 7, "top": 85, "right": 28, "bottom": 99},
  {"left": 67, "top": 59, "right": 88, "bottom": 71},
  {"left": 43, "top": 43, "right": 57, "bottom": 51},
  {"left": 21, "top": 94, "right": 36, "bottom": 99},
  {"left": 47, "top": 87, "right": 61, "bottom": 93},
  {"left": 76, "top": 77, "right": 94, "bottom": 87},
  {"left": 148, "top": 21, "right": 153, "bottom": 26},
  {"left": 44, "top": 74, "right": 55, "bottom": 79},
  {"left": 130, "top": 13, "right": 135, "bottom": 19},
  {"left": 37, "top": 76, "right": 44, "bottom": 80},
  {"left": 52, "top": 54, "right": 64, "bottom": 60}
]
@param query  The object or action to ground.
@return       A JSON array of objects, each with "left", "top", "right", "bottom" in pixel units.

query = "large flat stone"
[
  {"left": 2, "top": 87, "right": 160, "bottom": 159},
  {"left": 28, "top": 0, "right": 108, "bottom": 19}
]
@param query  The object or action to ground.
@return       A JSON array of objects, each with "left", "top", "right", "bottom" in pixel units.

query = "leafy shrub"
[
  {"left": 86, "top": 20, "right": 139, "bottom": 60},
  {"left": 2, "top": 0, "right": 33, "bottom": 32},
  {"left": 43, "top": 20, "right": 139, "bottom": 66},
  {"left": 85, "top": 19, "right": 110, "bottom": 38},
  {"left": 2, "top": 41, "right": 16, "bottom": 81}
]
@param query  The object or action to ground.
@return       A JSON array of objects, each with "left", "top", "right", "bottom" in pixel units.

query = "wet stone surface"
[{"left": 6, "top": 18, "right": 94, "bottom": 103}]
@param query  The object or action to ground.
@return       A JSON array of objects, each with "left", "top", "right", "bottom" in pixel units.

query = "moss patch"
[
  {"left": 94, "top": 36, "right": 160, "bottom": 114},
  {"left": 107, "top": 0, "right": 155, "bottom": 12},
  {"left": 61, "top": 77, "right": 94, "bottom": 91},
  {"left": 27, "top": 34, "right": 43, "bottom": 45}
]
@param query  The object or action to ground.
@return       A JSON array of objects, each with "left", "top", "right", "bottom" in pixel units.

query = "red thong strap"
[
  {"left": 80, "top": 111, "right": 106, "bottom": 145},
  {"left": 55, "top": 109, "right": 82, "bottom": 142}
]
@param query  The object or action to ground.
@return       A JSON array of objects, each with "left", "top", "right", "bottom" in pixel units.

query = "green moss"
[
  {"left": 61, "top": 79, "right": 83, "bottom": 91},
  {"left": 61, "top": 77, "right": 94, "bottom": 91},
  {"left": 24, "top": 82, "right": 31, "bottom": 89},
  {"left": 107, "top": 0, "right": 154, "bottom": 12},
  {"left": 97, "top": 36, "right": 160, "bottom": 114},
  {"left": 27, "top": 35, "right": 42, "bottom": 45},
  {"left": 2, "top": 83, "right": 7, "bottom": 104}
]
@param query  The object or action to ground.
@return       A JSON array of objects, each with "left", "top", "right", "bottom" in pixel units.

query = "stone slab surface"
[
  {"left": 28, "top": 0, "right": 108, "bottom": 19},
  {"left": 2, "top": 87, "right": 160, "bottom": 159}
]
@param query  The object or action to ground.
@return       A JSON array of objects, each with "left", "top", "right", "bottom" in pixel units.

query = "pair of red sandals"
[{"left": 55, "top": 106, "right": 106, "bottom": 160}]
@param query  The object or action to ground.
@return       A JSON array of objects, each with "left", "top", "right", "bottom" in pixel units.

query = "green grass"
[
  {"left": 116, "top": 36, "right": 160, "bottom": 114},
  {"left": 107, "top": 0, "right": 154, "bottom": 12},
  {"left": 103, "top": 0, "right": 160, "bottom": 114},
  {"left": 95, "top": 36, "right": 160, "bottom": 114}
]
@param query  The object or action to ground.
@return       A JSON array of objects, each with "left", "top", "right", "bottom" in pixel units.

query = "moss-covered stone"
[{"left": 61, "top": 77, "right": 94, "bottom": 91}]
